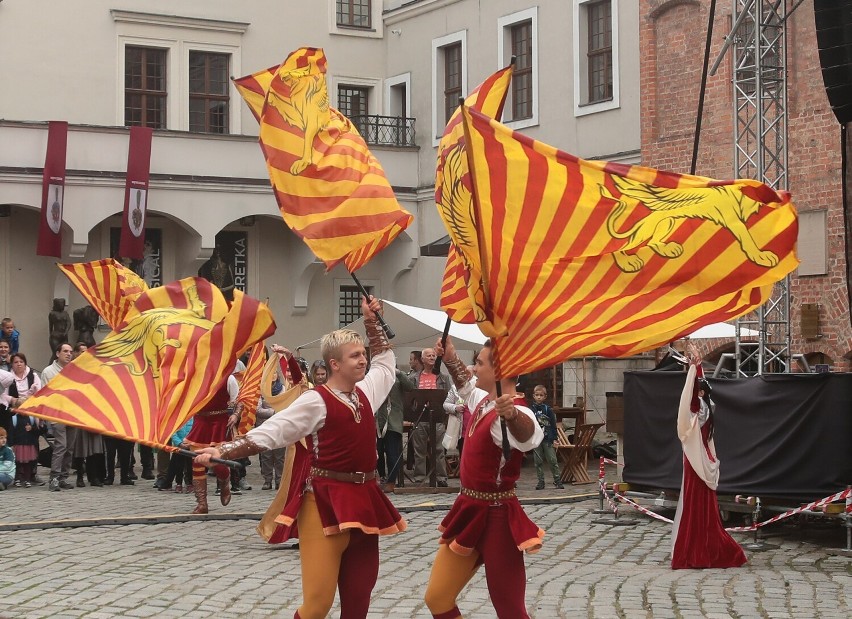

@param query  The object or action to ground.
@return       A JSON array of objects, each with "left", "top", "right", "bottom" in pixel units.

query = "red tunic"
[
  {"left": 438, "top": 397, "right": 544, "bottom": 556},
  {"left": 185, "top": 382, "right": 231, "bottom": 445},
  {"left": 268, "top": 384, "right": 406, "bottom": 540}
]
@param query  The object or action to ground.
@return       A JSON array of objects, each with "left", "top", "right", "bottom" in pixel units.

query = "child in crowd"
[
  {"left": 8, "top": 413, "right": 45, "bottom": 488},
  {"left": 159, "top": 418, "right": 194, "bottom": 493},
  {"left": 0, "top": 428, "right": 15, "bottom": 490},
  {"left": 529, "top": 385, "right": 564, "bottom": 490}
]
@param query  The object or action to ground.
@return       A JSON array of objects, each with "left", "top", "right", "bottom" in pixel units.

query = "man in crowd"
[
  {"left": 411, "top": 347, "right": 451, "bottom": 486},
  {"left": 41, "top": 342, "right": 76, "bottom": 491}
]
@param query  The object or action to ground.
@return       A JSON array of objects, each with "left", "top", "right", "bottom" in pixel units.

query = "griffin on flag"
[
  {"left": 59, "top": 259, "right": 148, "bottom": 330},
  {"left": 234, "top": 47, "right": 413, "bottom": 273},
  {"left": 17, "top": 277, "right": 276, "bottom": 451},
  {"left": 446, "top": 106, "right": 798, "bottom": 378},
  {"left": 437, "top": 64, "right": 513, "bottom": 324}
]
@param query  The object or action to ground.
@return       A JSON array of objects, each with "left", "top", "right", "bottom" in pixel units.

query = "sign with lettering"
[{"left": 110, "top": 227, "right": 162, "bottom": 288}]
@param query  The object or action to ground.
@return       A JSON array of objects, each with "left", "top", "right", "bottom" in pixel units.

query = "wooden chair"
[
  {"left": 558, "top": 423, "right": 604, "bottom": 484},
  {"left": 553, "top": 424, "right": 575, "bottom": 473}
]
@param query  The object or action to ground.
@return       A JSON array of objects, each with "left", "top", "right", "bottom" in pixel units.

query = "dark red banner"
[
  {"left": 118, "top": 126, "right": 153, "bottom": 260},
  {"left": 36, "top": 121, "right": 68, "bottom": 257}
]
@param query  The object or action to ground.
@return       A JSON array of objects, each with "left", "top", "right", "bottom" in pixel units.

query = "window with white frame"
[
  {"left": 573, "top": 0, "right": 620, "bottom": 117},
  {"left": 336, "top": 0, "right": 371, "bottom": 29},
  {"left": 328, "top": 0, "right": 382, "bottom": 37},
  {"left": 125, "top": 46, "right": 168, "bottom": 128},
  {"left": 432, "top": 31, "right": 467, "bottom": 143},
  {"left": 113, "top": 10, "right": 246, "bottom": 133},
  {"left": 498, "top": 7, "right": 538, "bottom": 128},
  {"left": 337, "top": 85, "right": 370, "bottom": 118}
]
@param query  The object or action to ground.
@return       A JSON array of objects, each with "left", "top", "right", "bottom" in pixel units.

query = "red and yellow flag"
[
  {"left": 235, "top": 47, "right": 413, "bottom": 272},
  {"left": 447, "top": 106, "right": 798, "bottom": 377},
  {"left": 59, "top": 259, "right": 148, "bottom": 330},
  {"left": 236, "top": 341, "right": 265, "bottom": 435},
  {"left": 18, "top": 278, "right": 276, "bottom": 450},
  {"left": 437, "top": 65, "right": 513, "bottom": 324}
]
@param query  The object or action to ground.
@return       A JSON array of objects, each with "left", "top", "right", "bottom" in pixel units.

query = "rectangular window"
[
  {"left": 444, "top": 43, "right": 462, "bottom": 124},
  {"left": 511, "top": 21, "right": 533, "bottom": 120},
  {"left": 337, "top": 85, "right": 370, "bottom": 118},
  {"left": 189, "top": 51, "right": 230, "bottom": 134},
  {"left": 587, "top": 0, "right": 613, "bottom": 103},
  {"left": 337, "top": 0, "right": 371, "bottom": 29},
  {"left": 339, "top": 285, "right": 371, "bottom": 327},
  {"left": 124, "top": 46, "right": 167, "bottom": 128}
]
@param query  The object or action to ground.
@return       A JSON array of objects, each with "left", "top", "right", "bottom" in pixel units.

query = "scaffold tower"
[{"left": 731, "top": 0, "right": 791, "bottom": 375}]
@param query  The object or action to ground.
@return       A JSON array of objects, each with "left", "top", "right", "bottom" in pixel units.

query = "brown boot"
[
  {"left": 218, "top": 476, "right": 231, "bottom": 507},
  {"left": 383, "top": 482, "right": 395, "bottom": 494},
  {"left": 192, "top": 478, "right": 208, "bottom": 514}
]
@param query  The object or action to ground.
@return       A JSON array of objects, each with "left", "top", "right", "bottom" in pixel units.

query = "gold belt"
[
  {"left": 460, "top": 487, "right": 516, "bottom": 501},
  {"left": 310, "top": 466, "right": 377, "bottom": 484},
  {"left": 196, "top": 409, "right": 230, "bottom": 417}
]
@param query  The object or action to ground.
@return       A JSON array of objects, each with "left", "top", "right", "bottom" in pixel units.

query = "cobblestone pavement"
[{"left": 1, "top": 461, "right": 849, "bottom": 618}]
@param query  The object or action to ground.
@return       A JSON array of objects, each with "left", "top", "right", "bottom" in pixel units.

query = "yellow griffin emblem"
[
  {"left": 600, "top": 176, "right": 786, "bottom": 273},
  {"left": 95, "top": 285, "right": 214, "bottom": 378},
  {"left": 437, "top": 143, "right": 488, "bottom": 323}
]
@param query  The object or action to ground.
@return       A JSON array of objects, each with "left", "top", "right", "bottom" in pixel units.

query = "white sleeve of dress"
[
  {"left": 245, "top": 389, "right": 326, "bottom": 450},
  {"left": 489, "top": 404, "right": 543, "bottom": 452},
  {"left": 227, "top": 375, "right": 239, "bottom": 402},
  {"left": 357, "top": 349, "right": 397, "bottom": 412}
]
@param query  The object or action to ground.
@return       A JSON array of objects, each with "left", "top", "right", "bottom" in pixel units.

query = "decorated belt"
[
  {"left": 310, "top": 466, "right": 377, "bottom": 484},
  {"left": 195, "top": 409, "right": 230, "bottom": 417},
  {"left": 460, "top": 487, "right": 516, "bottom": 501}
]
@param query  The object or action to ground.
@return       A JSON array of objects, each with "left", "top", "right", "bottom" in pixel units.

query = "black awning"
[{"left": 420, "top": 234, "right": 451, "bottom": 257}]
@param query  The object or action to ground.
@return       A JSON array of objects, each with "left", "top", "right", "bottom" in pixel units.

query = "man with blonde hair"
[{"left": 196, "top": 296, "right": 405, "bottom": 619}]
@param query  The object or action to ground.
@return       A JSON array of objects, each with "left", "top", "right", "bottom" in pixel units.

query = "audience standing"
[{"left": 41, "top": 343, "right": 77, "bottom": 491}]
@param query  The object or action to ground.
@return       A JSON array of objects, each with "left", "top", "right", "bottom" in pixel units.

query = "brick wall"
[{"left": 640, "top": 0, "right": 851, "bottom": 371}]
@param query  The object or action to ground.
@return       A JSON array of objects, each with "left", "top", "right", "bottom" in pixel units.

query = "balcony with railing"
[{"left": 350, "top": 115, "right": 416, "bottom": 148}]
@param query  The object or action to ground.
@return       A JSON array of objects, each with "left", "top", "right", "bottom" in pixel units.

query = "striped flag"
[
  {"left": 437, "top": 65, "right": 513, "bottom": 324},
  {"left": 236, "top": 341, "right": 265, "bottom": 435},
  {"left": 18, "top": 278, "right": 275, "bottom": 450},
  {"left": 449, "top": 106, "right": 798, "bottom": 377},
  {"left": 59, "top": 259, "right": 148, "bottom": 330},
  {"left": 235, "top": 48, "right": 413, "bottom": 272}
]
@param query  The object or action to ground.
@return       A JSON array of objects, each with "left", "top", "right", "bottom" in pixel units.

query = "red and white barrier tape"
[{"left": 596, "top": 458, "right": 851, "bottom": 531}]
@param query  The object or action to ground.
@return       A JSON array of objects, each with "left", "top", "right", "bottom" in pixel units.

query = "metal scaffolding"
[{"left": 731, "top": 0, "right": 791, "bottom": 375}]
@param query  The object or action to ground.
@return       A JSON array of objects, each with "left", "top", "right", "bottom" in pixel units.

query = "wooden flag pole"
[
  {"left": 349, "top": 271, "right": 395, "bottom": 339},
  {"left": 176, "top": 448, "right": 245, "bottom": 470},
  {"left": 494, "top": 380, "right": 511, "bottom": 461},
  {"left": 432, "top": 317, "right": 453, "bottom": 375}
]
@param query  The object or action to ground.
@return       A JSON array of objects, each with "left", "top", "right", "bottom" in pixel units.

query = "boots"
[
  {"left": 192, "top": 478, "right": 209, "bottom": 514},
  {"left": 76, "top": 468, "right": 85, "bottom": 488},
  {"left": 218, "top": 476, "right": 231, "bottom": 507}
]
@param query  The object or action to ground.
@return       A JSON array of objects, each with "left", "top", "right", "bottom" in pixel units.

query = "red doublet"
[
  {"left": 438, "top": 398, "right": 544, "bottom": 556},
  {"left": 269, "top": 384, "right": 406, "bottom": 541},
  {"left": 185, "top": 383, "right": 231, "bottom": 445}
]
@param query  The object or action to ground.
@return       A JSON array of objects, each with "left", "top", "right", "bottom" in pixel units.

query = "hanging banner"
[
  {"left": 36, "top": 121, "right": 69, "bottom": 257},
  {"left": 111, "top": 227, "right": 162, "bottom": 288},
  {"left": 118, "top": 126, "right": 153, "bottom": 260}
]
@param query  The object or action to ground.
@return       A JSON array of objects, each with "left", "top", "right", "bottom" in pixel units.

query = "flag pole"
[
  {"left": 177, "top": 448, "right": 245, "bottom": 470},
  {"left": 349, "top": 271, "right": 395, "bottom": 338},
  {"left": 433, "top": 317, "right": 453, "bottom": 375}
]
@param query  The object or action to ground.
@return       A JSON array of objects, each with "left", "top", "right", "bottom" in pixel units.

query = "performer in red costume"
[
  {"left": 184, "top": 369, "right": 240, "bottom": 514},
  {"left": 424, "top": 337, "right": 544, "bottom": 619},
  {"left": 195, "top": 297, "right": 405, "bottom": 619},
  {"left": 670, "top": 348, "right": 746, "bottom": 570}
]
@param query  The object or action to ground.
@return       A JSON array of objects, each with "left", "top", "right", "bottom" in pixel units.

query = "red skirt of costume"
[
  {"left": 672, "top": 435, "right": 747, "bottom": 569},
  {"left": 265, "top": 385, "right": 406, "bottom": 543},
  {"left": 439, "top": 404, "right": 543, "bottom": 556}
]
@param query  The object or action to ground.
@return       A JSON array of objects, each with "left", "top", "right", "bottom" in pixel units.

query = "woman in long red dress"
[{"left": 671, "top": 354, "right": 747, "bottom": 569}]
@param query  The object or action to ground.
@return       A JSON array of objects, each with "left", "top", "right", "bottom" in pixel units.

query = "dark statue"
[
  {"left": 198, "top": 245, "right": 235, "bottom": 301},
  {"left": 48, "top": 298, "right": 71, "bottom": 355},
  {"left": 73, "top": 304, "right": 100, "bottom": 348}
]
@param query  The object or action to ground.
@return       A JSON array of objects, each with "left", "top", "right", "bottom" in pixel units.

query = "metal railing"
[{"left": 350, "top": 115, "right": 416, "bottom": 147}]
